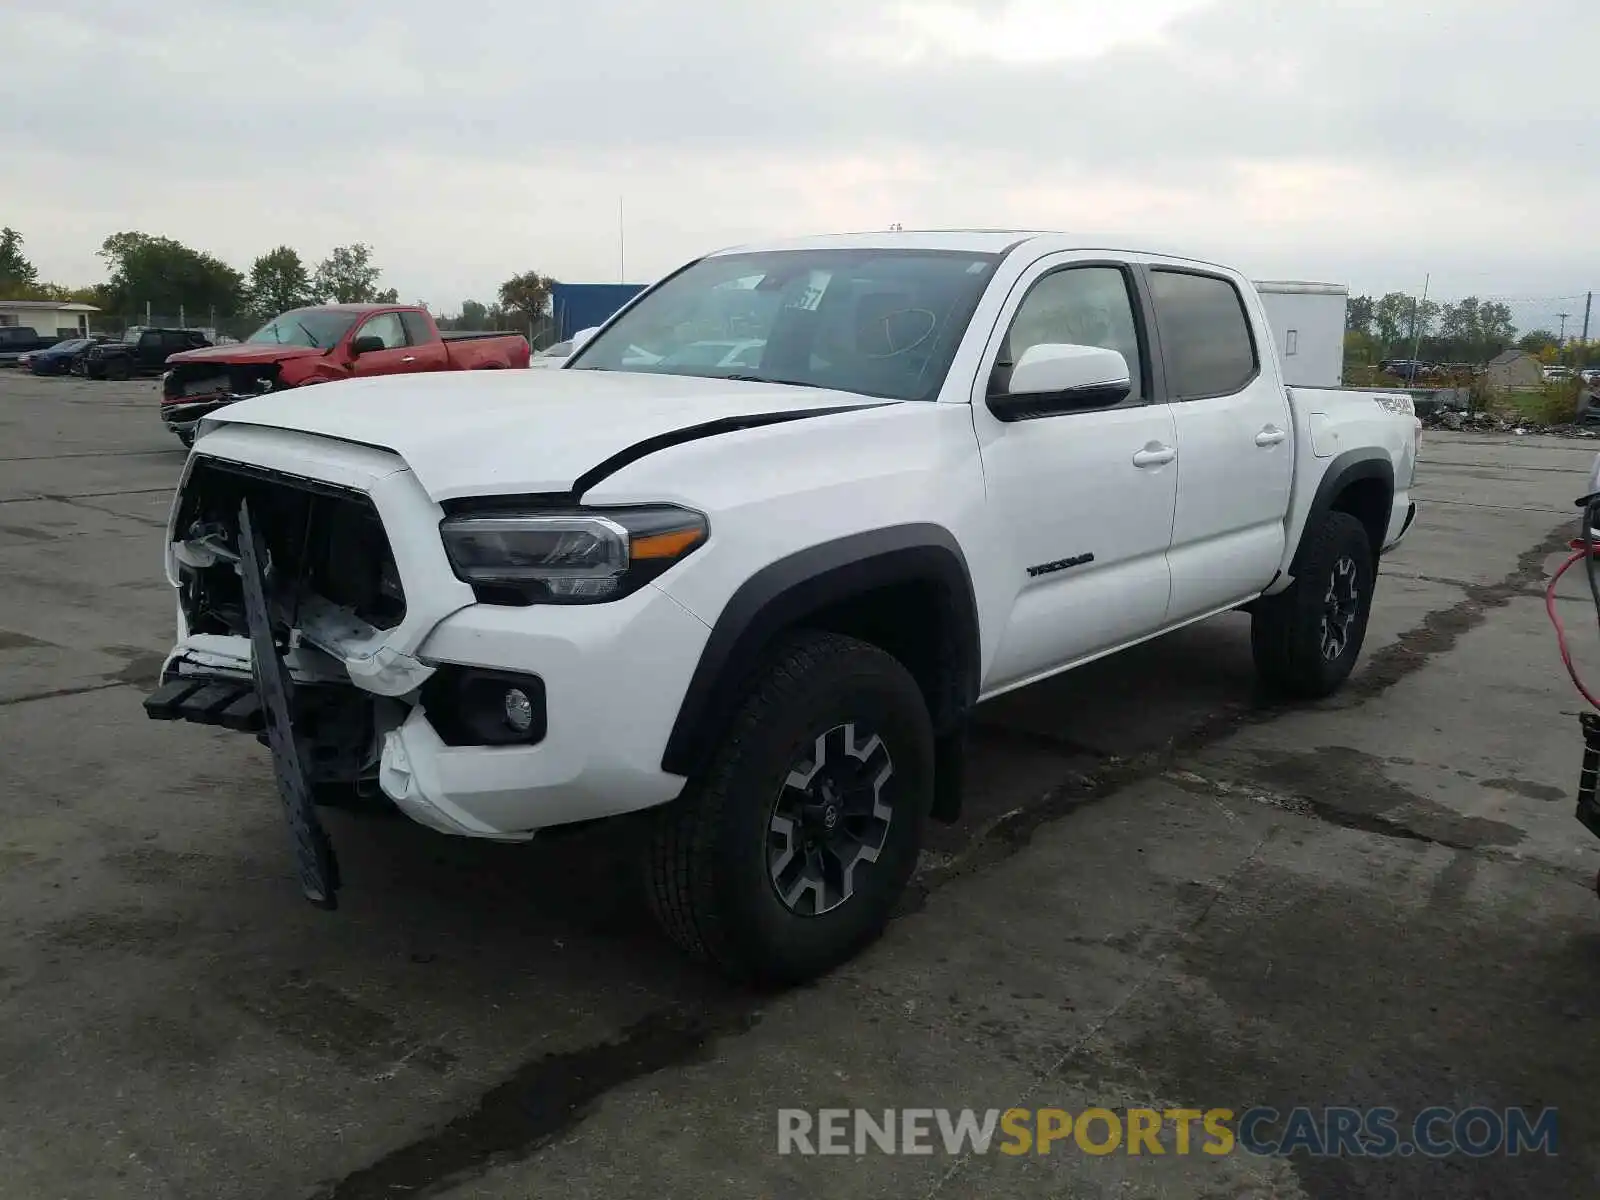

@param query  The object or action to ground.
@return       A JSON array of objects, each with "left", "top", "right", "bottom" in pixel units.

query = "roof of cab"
[{"left": 701, "top": 229, "right": 1238, "bottom": 274}]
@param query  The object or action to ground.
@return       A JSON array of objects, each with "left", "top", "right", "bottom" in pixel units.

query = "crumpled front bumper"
[
  {"left": 162, "top": 395, "right": 244, "bottom": 433},
  {"left": 152, "top": 424, "right": 709, "bottom": 841}
]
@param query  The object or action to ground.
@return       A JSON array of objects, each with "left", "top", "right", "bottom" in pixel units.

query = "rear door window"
[
  {"left": 399, "top": 311, "right": 434, "bottom": 345},
  {"left": 1148, "top": 270, "right": 1258, "bottom": 399}
]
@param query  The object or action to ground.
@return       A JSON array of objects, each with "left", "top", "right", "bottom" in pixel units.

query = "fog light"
[
  {"left": 503, "top": 687, "right": 535, "bottom": 734},
  {"left": 420, "top": 667, "right": 546, "bottom": 746}
]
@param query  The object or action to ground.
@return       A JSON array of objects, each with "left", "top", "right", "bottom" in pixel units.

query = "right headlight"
[{"left": 439, "top": 504, "right": 708, "bottom": 605}]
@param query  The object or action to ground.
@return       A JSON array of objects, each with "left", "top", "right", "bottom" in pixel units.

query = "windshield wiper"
[
  {"left": 720, "top": 373, "right": 824, "bottom": 389},
  {"left": 295, "top": 322, "right": 320, "bottom": 347}
]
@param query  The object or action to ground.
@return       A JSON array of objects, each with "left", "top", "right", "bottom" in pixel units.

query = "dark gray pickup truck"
[{"left": 0, "top": 327, "right": 65, "bottom": 366}]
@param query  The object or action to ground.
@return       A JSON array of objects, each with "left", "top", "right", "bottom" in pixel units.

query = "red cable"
[{"left": 1546, "top": 546, "right": 1600, "bottom": 710}]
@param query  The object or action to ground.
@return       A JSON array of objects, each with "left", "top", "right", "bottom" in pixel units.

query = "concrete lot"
[{"left": 2, "top": 368, "right": 1599, "bottom": 1199}]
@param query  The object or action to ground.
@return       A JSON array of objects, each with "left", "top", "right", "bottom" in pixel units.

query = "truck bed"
[{"left": 439, "top": 330, "right": 520, "bottom": 342}]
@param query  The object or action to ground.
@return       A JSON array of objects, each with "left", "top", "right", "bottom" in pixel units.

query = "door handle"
[
  {"left": 401, "top": 355, "right": 416, "bottom": 363},
  {"left": 1132, "top": 443, "right": 1177, "bottom": 468},
  {"left": 1255, "top": 425, "right": 1287, "bottom": 446}
]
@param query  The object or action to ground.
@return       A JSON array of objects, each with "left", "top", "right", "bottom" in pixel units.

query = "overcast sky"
[{"left": 4, "top": 0, "right": 1594, "bottom": 331}]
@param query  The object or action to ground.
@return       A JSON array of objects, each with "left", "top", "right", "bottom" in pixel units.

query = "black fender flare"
[
  {"left": 660, "top": 523, "right": 981, "bottom": 780},
  {"left": 1290, "top": 449, "right": 1394, "bottom": 576}
]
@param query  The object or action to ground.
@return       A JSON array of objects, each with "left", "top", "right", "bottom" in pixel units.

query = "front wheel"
[
  {"left": 644, "top": 631, "right": 933, "bottom": 985},
  {"left": 1251, "top": 510, "right": 1375, "bottom": 698}
]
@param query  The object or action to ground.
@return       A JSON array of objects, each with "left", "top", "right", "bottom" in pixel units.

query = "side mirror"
[
  {"left": 989, "top": 343, "right": 1131, "bottom": 420},
  {"left": 350, "top": 335, "right": 385, "bottom": 357},
  {"left": 569, "top": 327, "right": 600, "bottom": 354}
]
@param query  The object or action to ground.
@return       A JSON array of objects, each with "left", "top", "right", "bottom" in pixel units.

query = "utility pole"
[
  {"left": 1406, "top": 273, "right": 1430, "bottom": 384},
  {"left": 1558, "top": 312, "right": 1571, "bottom": 351},
  {"left": 1582, "top": 291, "right": 1593, "bottom": 350}
]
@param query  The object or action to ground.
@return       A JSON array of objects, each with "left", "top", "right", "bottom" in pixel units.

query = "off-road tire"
[
  {"left": 1251, "top": 510, "right": 1375, "bottom": 698},
  {"left": 645, "top": 630, "right": 933, "bottom": 986},
  {"left": 107, "top": 358, "right": 131, "bottom": 381}
]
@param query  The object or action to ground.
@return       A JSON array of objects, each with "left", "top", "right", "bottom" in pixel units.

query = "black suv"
[{"left": 84, "top": 327, "right": 211, "bottom": 380}]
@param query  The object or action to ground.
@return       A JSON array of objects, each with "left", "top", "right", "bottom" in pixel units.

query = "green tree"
[
  {"left": 1373, "top": 291, "right": 1439, "bottom": 354},
  {"left": 1372, "top": 293, "right": 1411, "bottom": 348},
  {"left": 311, "top": 243, "right": 393, "bottom": 303},
  {"left": 1519, "top": 329, "right": 1559, "bottom": 355},
  {"left": 1345, "top": 294, "right": 1374, "bottom": 337},
  {"left": 1344, "top": 329, "right": 1379, "bottom": 367},
  {"left": 1438, "top": 296, "right": 1479, "bottom": 344},
  {"left": 1475, "top": 302, "right": 1514, "bottom": 360},
  {"left": 498, "top": 270, "right": 556, "bottom": 326},
  {"left": 97, "top": 232, "right": 245, "bottom": 316},
  {"left": 0, "top": 227, "right": 39, "bottom": 294},
  {"left": 246, "top": 246, "right": 314, "bottom": 316}
]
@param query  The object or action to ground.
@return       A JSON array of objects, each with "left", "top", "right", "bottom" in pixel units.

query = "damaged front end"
[
  {"left": 146, "top": 456, "right": 433, "bottom": 810},
  {"left": 161, "top": 362, "right": 284, "bottom": 431}
]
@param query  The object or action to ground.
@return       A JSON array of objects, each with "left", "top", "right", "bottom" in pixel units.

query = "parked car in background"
[
  {"left": 24, "top": 335, "right": 109, "bottom": 376},
  {"left": 159, "top": 303, "right": 532, "bottom": 446},
  {"left": 1378, "top": 358, "right": 1431, "bottom": 383},
  {"left": 1543, "top": 364, "right": 1573, "bottom": 381},
  {"left": 0, "top": 326, "right": 66, "bottom": 366},
  {"left": 85, "top": 328, "right": 211, "bottom": 380},
  {"left": 528, "top": 339, "right": 573, "bottom": 369}
]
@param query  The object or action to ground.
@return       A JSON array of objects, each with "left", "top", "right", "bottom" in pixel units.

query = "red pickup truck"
[{"left": 159, "top": 303, "right": 531, "bottom": 446}]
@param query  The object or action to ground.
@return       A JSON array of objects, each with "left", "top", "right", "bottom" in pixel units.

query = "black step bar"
[{"left": 144, "top": 675, "right": 264, "bottom": 731}]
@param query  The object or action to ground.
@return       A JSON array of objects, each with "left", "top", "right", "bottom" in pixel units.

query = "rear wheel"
[
  {"left": 1251, "top": 510, "right": 1375, "bottom": 698},
  {"left": 644, "top": 631, "right": 933, "bottom": 985},
  {"left": 107, "top": 358, "right": 132, "bottom": 381}
]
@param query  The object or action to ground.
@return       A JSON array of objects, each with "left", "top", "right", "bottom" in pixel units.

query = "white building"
[
  {"left": 0, "top": 300, "right": 100, "bottom": 337},
  {"left": 1253, "top": 281, "right": 1349, "bottom": 389}
]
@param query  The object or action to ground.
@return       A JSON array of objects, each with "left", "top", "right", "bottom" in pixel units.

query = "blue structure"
[{"left": 551, "top": 282, "right": 648, "bottom": 341}]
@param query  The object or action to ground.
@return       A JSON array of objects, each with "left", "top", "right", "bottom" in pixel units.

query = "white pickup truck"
[{"left": 144, "top": 231, "right": 1420, "bottom": 983}]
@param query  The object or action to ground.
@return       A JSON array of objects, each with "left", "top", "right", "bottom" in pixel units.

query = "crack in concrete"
[
  {"left": 1344, "top": 522, "right": 1573, "bottom": 701},
  {"left": 0, "top": 487, "right": 175, "bottom": 506},
  {"left": 309, "top": 1002, "right": 759, "bottom": 1200},
  {"left": 0, "top": 680, "right": 129, "bottom": 707}
]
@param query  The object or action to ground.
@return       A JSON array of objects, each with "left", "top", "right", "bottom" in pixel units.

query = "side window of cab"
[
  {"left": 356, "top": 312, "right": 407, "bottom": 349},
  {"left": 992, "top": 265, "right": 1146, "bottom": 405}
]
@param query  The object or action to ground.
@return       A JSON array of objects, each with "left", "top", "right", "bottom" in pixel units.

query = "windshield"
[
  {"left": 247, "top": 308, "right": 359, "bottom": 349},
  {"left": 51, "top": 339, "right": 89, "bottom": 353},
  {"left": 568, "top": 248, "right": 1002, "bottom": 401}
]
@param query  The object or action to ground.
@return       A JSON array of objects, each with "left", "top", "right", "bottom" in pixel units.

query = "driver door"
[
  {"left": 971, "top": 257, "right": 1179, "bottom": 692},
  {"left": 349, "top": 312, "right": 417, "bottom": 377}
]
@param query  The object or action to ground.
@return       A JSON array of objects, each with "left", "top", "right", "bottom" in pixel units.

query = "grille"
[
  {"left": 175, "top": 457, "right": 406, "bottom": 636},
  {"left": 164, "top": 361, "right": 279, "bottom": 401}
]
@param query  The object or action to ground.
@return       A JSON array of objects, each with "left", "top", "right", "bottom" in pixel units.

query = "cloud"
[{"left": 2, "top": 0, "right": 1593, "bottom": 309}]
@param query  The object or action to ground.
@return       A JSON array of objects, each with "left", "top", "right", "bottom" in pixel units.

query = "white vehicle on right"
[
  {"left": 528, "top": 339, "right": 574, "bottom": 369},
  {"left": 148, "top": 230, "right": 1421, "bottom": 983}
]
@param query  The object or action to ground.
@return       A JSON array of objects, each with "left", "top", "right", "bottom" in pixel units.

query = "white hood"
[{"left": 207, "top": 368, "right": 889, "bottom": 500}]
